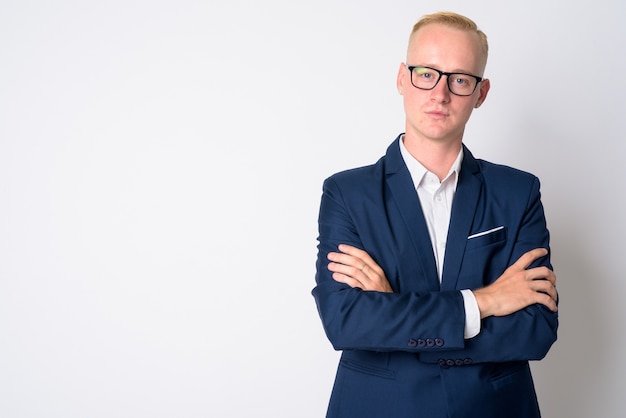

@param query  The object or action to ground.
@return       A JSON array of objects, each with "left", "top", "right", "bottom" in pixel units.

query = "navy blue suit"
[{"left": 312, "top": 135, "right": 558, "bottom": 418}]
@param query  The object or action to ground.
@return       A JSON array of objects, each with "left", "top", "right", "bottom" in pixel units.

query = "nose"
[{"left": 430, "top": 75, "right": 451, "bottom": 102}]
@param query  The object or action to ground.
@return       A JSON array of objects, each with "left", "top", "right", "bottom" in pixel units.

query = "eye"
[
  {"left": 415, "top": 67, "right": 436, "bottom": 79},
  {"left": 451, "top": 74, "right": 475, "bottom": 87},
  {"left": 452, "top": 76, "right": 469, "bottom": 85}
]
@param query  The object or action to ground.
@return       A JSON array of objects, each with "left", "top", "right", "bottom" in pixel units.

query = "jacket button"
[
  {"left": 435, "top": 338, "right": 444, "bottom": 347},
  {"left": 426, "top": 339, "right": 435, "bottom": 347},
  {"left": 455, "top": 359, "right": 464, "bottom": 366},
  {"left": 446, "top": 359, "right": 455, "bottom": 367},
  {"left": 463, "top": 358, "right": 473, "bottom": 365},
  {"left": 408, "top": 339, "right": 417, "bottom": 347},
  {"left": 438, "top": 359, "right": 449, "bottom": 369},
  {"left": 417, "top": 339, "right": 426, "bottom": 347}
]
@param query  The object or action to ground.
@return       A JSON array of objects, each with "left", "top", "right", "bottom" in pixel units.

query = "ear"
[
  {"left": 475, "top": 78, "right": 490, "bottom": 108},
  {"left": 397, "top": 63, "right": 408, "bottom": 95}
]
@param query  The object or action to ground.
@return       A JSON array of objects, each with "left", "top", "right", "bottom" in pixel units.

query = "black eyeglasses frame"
[{"left": 406, "top": 65, "right": 483, "bottom": 96}]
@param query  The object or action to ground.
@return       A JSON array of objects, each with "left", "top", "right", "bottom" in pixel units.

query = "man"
[{"left": 312, "top": 11, "right": 558, "bottom": 418}]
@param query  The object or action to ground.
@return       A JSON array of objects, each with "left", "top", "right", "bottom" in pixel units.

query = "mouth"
[{"left": 425, "top": 110, "right": 449, "bottom": 120}]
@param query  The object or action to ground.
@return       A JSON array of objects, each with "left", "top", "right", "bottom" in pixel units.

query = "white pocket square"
[{"left": 467, "top": 226, "right": 505, "bottom": 240}]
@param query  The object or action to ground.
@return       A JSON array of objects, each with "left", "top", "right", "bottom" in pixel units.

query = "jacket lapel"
[
  {"left": 384, "top": 137, "right": 440, "bottom": 292},
  {"left": 440, "top": 145, "right": 482, "bottom": 291}
]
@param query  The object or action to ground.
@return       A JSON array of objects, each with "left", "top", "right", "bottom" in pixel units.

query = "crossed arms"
[
  {"left": 328, "top": 244, "right": 557, "bottom": 319},
  {"left": 312, "top": 171, "right": 559, "bottom": 363}
]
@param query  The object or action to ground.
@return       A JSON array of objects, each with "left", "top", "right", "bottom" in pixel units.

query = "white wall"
[{"left": 0, "top": 1, "right": 623, "bottom": 417}]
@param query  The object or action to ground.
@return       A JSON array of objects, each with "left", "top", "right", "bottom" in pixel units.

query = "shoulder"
[
  {"left": 476, "top": 158, "right": 538, "bottom": 184},
  {"left": 461, "top": 146, "right": 542, "bottom": 200},
  {"left": 327, "top": 159, "right": 383, "bottom": 184},
  {"left": 462, "top": 144, "right": 537, "bottom": 184},
  {"left": 321, "top": 160, "right": 386, "bottom": 205},
  {"left": 323, "top": 136, "right": 403, "bottom": 190},
  {"left": 471, "top": 157, "right": 543, "bottom": 205}
]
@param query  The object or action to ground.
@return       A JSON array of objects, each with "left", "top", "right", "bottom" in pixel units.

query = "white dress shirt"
[{"left": 399, "top": 138, "right": 481, "bottom": 339}]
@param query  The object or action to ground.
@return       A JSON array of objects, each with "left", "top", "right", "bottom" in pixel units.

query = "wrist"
[{"left": 472, "top": 289, "right": 494, "bottom": 319}]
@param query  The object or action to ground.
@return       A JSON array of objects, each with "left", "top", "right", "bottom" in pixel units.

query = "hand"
[
  {"left": 327, "top": 244, "right": 394, "bottom": 293},
  {"left": 473, "top": 248, "right": 558, "bottom": 318}
]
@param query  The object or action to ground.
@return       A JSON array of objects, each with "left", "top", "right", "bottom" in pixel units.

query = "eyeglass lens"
[{"left": 411, "top": 67, "right": 478, "bottom": 96}]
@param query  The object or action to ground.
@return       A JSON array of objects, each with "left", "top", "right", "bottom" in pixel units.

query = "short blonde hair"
[{"left": 409, "top": 11, "right": 489, "bottom": 63}]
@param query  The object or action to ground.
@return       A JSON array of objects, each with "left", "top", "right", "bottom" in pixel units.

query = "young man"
[{"left": 312, "top": 12, "right": 558, "bottom": 418}]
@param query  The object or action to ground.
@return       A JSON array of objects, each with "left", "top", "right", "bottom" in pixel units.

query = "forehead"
[{"left": 408, "top": 24, "right": 485, "bottom": 73}]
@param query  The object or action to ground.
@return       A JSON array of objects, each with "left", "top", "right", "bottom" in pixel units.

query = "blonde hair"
[{"left": 409, "top": 11, "right": 488, "bottom": 62}]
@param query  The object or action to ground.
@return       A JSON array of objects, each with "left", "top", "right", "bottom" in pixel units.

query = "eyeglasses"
[{"left": 407, "top": 65, "right": 483, "bottom": 96}]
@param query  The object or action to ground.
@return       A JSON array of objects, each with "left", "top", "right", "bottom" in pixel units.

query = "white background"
[{"left": 0, "top": 1, "right": 623, "bottom": 417}]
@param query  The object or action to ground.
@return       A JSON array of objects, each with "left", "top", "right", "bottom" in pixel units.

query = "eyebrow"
[{"left": 414, "top": 64, "right": 477, "bottom": 74}]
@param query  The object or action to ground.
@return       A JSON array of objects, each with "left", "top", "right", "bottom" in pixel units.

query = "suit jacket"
[{"left": 312, "top": 135, "right": 558, "bottom": 418}]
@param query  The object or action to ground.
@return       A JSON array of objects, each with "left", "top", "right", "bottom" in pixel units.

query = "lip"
[{"left": 425, "top": 110, "right": 449, "bottom": 120}]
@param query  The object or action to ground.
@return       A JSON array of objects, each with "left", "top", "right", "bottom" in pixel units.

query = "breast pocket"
[{"left": 466, "top": 226, "right": 507, "bottom": 251}]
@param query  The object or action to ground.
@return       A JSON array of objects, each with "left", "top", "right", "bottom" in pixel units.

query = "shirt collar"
[{"left": 399, "top": 135, "right": 464, "bottom": 190}]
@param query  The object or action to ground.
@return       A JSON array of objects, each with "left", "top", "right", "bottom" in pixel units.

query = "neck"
[{"left": 402, "top": 134, "right": 462, "bottom": 181}]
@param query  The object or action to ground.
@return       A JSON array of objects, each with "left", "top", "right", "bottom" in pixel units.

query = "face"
[{"left": 397, "top": 24, "right": 490, "bottom": 146}]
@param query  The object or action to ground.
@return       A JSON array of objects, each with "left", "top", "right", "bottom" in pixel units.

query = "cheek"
[
  {"left": 403, "top": 97, "right": 421, "bottom": 123},
  {"left": 402, "top": 90, "right": 423, "bottom": 111},
  {"left": 451, "top": 101, "right": 477, "bottom": 121},
  {"left": 461, "top": 104, "right": 477, "bottom": 120}
]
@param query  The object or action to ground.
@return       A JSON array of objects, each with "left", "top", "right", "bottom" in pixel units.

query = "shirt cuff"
[{"left": 460, "top": 289, "right": 481, "bottom": 339}]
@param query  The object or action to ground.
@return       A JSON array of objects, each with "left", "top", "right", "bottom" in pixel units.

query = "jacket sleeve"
[
  {"left": 312, "top": 176, "right": 468, "bottom": 353},
  {"left": 421, "top": 176, "right": 559, "bottom": 365}
]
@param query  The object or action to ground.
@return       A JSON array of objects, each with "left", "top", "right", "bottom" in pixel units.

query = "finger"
[
  {"left": 526, "top": 266, "right": 556, "bottom": 284},
  {"left": 337, "top": 244, "right": 367, "bottom": 258},
  {"left": 513, "top": 248, "right": 549, "bottom": 270},
  {"left": 328, "top": 261, "right": 372, "bottom": 286},
  {"left": 328, "top": 252, "right": 365, "bottom": 272},
  {"left": 337, "top": 245, "right": 373, "bottom": 267},
  {"left": 331, "top": 272, "right": 364, "bottom": 290},
  {"left": 531, "top": 280, "right": 558, "bottom": 301},
  {"left": 337, "top": 245, "right": 384, "bottom": 275},
  {"left": 328, "top": 261, "right": 357, "bottom": 276},
  {"left": 535, "top": 292, "right": 558, "bottom": 312},
  {"left": 329, "top": 249, "right": 372, "bottom": 277}
]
